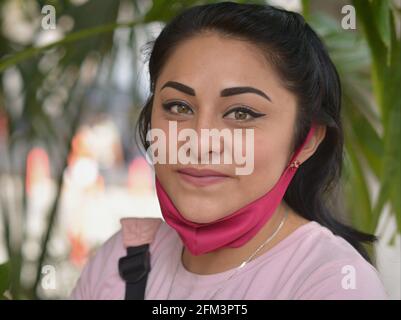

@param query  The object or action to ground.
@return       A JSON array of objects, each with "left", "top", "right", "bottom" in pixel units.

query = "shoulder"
[
  {"left": 287, "top": 221, "right": 388, "bottom": 299},
  {"left": 69, "top": 217, "right": 165, "bottom": 300}
]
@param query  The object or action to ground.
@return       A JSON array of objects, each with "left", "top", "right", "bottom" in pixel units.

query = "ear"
[{"left": 297, "top": 125, "right": 326, "bottom": 164}]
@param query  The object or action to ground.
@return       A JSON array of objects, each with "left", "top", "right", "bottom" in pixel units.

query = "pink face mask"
[{"left": 155, "top": 125, "right": 316, "bottom": 256}]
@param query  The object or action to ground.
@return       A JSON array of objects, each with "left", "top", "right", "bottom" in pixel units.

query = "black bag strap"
[{"left": 118, "top": 244, "right": 150, "bottom": 300}]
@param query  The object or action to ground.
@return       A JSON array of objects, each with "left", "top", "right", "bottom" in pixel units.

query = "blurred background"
[{"left": 0, "top": 0, "right": 400, "bottom": 300}]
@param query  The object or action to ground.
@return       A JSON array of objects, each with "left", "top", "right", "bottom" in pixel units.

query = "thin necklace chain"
[{"left": 167, "top": 206, "right": 289, "bottom": 299}]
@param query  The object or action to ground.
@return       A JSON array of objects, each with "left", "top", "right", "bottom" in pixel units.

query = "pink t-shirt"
[{"left": 69, "top": 218, "right": 388, "bottom": 300}]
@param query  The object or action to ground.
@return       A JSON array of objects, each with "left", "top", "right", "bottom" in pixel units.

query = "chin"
[
  {"left": 175, "top": 200, "right": 232, "bottom": 224},
  {"left": 181, "top": 213, "right": 221, "bottom": 224}
]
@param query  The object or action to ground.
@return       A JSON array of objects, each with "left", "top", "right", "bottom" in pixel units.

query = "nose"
[{"left": 185, "top": 112, "right": 228, "bottom": 165}]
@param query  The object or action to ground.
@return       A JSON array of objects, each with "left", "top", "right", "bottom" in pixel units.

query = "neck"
[{"left": 181, "top": 202, "right": 308, "bottom": 275}]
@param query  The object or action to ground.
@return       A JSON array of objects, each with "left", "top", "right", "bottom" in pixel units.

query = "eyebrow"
[{"left": 161, "top": 81, "right": 272, "bottom": 102}]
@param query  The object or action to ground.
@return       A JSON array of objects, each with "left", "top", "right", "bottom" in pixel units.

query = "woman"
[{"left": 70, "top": 2, "right": 388, "bottom": 299}]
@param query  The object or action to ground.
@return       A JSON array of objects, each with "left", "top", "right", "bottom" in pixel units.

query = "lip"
[{"left": 176, "top": 168, "right": 230, "bottom": 187}]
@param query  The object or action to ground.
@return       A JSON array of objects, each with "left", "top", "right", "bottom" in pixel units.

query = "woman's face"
[{"left": 151, "top": 32, "right": 298, "bottom": 223}]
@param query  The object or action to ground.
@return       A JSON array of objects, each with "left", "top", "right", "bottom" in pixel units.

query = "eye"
[
  {"left": 162, "top": 101, "right": 193, "bottom": 115},
  {"left": 223, "top": 106, "right": 266, "bottom": 121}
]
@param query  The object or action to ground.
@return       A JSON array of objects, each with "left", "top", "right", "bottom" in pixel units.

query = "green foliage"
[
  {"left": 306, "top": 1, "right": 401, "bottom": 241},
  {"left": 352, "top": 0, "right": 401, "bottom": 234},
  {"left": 0, "top": 261, "right": 11, "bottom": 300}
]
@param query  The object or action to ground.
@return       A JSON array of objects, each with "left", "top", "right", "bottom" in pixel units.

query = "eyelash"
[
  {"left": 161, "top": 102, "right": 266, "bottom": 121},
  {"left": 223, "top": 106, "right": 266, "bottom": 120},
  {"left": 162, "top": 102, "right": 193, "bottom": 115}
]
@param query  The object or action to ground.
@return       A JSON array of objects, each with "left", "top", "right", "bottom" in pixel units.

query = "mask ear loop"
[{"left": 288, "top": 123, "right": 317, "bottom": 170}]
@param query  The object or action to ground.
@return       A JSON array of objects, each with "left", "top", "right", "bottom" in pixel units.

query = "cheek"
[
  {"left": 150, "top": 107, "right": 166, "bottom": 132},
  {"left": 244, "top": 133, "right": 290, "bottom": 193},
  {"left": 150, "top": 110, "right": 172, "bottom": 179}
]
